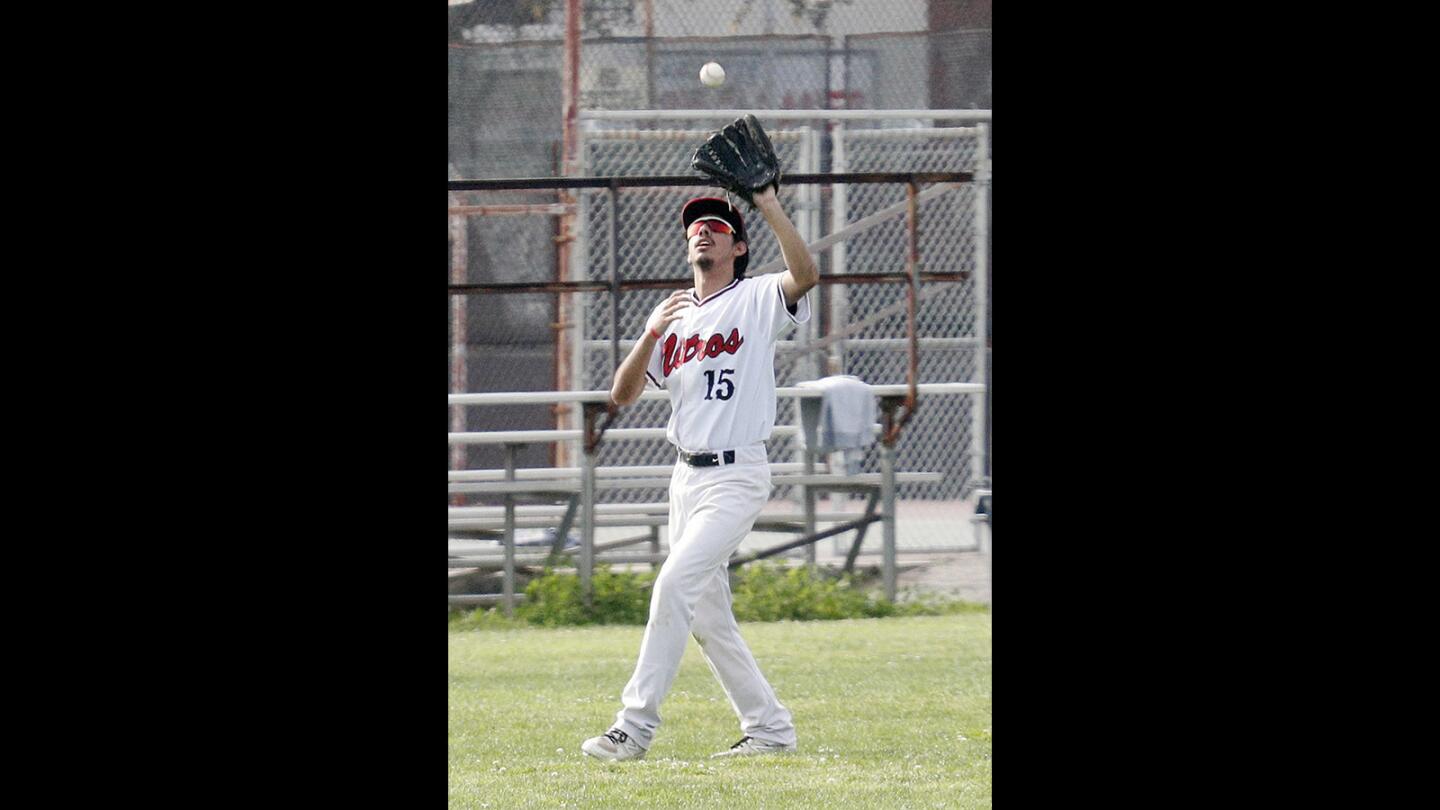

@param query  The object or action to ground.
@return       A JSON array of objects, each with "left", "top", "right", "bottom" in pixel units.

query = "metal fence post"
[
  {"left": 830, "top": 124, "right": 849, "bottom": 376},
  {"left": 881, "top": 439, "right": 897, "bottom": 602},
  {"left": 804, "top": 448, "right": 817, "bottom": 566},
  {"left": 608, "top": 182, "right": 621, "bottom": 375},
  {"left": 581, "top": 441, "right": 596, "bottom": 607},
  {"left": 581, "top": 403, "right": 603, "bottom": 607},
  {"left": 449, "top": 175, "right": 470, "bottom": 501},
  {"left": 502, "top": 443, "right": 517, "bottom": 616},
  {"left": 877, "top": 395, "right": 903, "bottom": 602},
  {"left": 974, "top": 123, "right": 990, "bottom": 489}
]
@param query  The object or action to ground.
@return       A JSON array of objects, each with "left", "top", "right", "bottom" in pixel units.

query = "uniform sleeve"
[{"left": 755, "top": 272, "right": 812, "bottom": 338}]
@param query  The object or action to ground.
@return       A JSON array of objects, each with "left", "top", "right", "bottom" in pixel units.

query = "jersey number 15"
[{"left": 703, "top": 369, "right": 735, "bottom": 401}]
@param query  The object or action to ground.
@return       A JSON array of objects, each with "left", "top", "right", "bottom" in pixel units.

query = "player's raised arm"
[
  {"left": 690, "top": 114, "right": 816, "bottom": 307},
  {"left": 610, "top": 289, "right": 690, "bottom": 407},
  {"left": 752, "top": 186, "right": 818, "bottom": 307}
]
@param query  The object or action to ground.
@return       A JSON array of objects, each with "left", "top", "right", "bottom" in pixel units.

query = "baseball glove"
[{"left": 691, "top": 114, "right": 781, "bottom": 209}]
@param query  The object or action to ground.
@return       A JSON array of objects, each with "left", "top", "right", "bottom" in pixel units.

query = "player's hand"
[{"left": 646, "top": 290, "right": 691, "bottom": 338}]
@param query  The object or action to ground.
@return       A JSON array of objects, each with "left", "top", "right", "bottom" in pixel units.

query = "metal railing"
[
  {"left": 449, "top": 157, "right": 990, "bottom": 607},
  {"left": 448, "top": 383, "right": 983, "bottom": 612}
]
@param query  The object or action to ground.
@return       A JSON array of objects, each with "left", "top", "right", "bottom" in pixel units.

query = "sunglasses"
[{"left": 686, "top": 217, "right": 735, "bottom": 239}]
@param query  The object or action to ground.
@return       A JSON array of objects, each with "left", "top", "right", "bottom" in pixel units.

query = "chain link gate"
[
  {"left": 831, "top": 124, "right": 988, "bottom": 554},
  {"left": 574, "top": 125, "right": 821, "bottom": 506},
  {"left": 567, "top": 118, "right": 989, "bottom": 555}
]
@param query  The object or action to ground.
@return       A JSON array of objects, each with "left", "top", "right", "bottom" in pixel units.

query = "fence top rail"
[
  {"left": 448, "top": 171, "right": 972, "bottom": 192},
  {"left": 840, "top": 127, "right": 982, "bottom": 140},
  {"left": 447, "top": 471, "right": 943, "bottom": 495},
  {"left": 449, "top": 502, "right": 670, "bottom": 516},
  {"left": 449, "top": 424, "right": 887, "bottom": 446},
  {"left": 449, "top": 462, "right": 815, "bottom": 481},
  {"left": 449, "top": 382, "right": 983, "bottom": 407},
  {"left": 447, "top": 511, "right": 872, "bottom": 527},
  {"left": 579, "top": 109, "right": 991, "bottom": 122}
]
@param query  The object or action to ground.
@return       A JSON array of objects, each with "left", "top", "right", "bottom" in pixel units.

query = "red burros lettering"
[{"left": 663, "top": 328, "right": 745, "bottom": 377}]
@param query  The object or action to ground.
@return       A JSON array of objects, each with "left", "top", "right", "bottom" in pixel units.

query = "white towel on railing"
[{"left": 797, "top": 376, "right": 875, "bottom": 474}]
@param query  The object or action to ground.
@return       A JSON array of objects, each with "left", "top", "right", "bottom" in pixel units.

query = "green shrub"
[
  {"left": 448, "top": 561, "right": 984, "bottom": 630},
  {"left": 447, "top": 565, "right": 655, "bottom": 629},
  {"left": 731, "top": 562, "right": 874, "bottom": 622},
  {"left": 448, "top": 605, "right": 524, "bottom": 631},
  {"left": 521, "top": 564, "right": 656, "bottom": 626}
]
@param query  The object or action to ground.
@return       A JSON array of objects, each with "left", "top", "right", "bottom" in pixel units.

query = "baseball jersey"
[{"left": 645, "top": 273, "right": 811, "bottom": 452}]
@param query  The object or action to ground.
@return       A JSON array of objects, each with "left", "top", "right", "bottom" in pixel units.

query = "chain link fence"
[
  {"left": 448, "top": 15, "right": 992, "bottom": 175},
  {"left": 447, "top": 1, "right": 992, "bottom": 551},
  {"left": 578, "top": 126, "right": 820, "bottom": 504},
  {"left": 832, "top": 126, "right": 985, "bottom": 503},
  {"left": 559, "top": 116, "right": 987, "bottom": 553}
]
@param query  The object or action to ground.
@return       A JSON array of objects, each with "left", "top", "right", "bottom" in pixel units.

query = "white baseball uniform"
[{"left": 611, "top": 271, "right": 811, "bottom": 750}]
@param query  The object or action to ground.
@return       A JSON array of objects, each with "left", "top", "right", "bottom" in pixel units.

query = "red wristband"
[{"left": 648, "top": 326, "right": 662, "bottom": 340}]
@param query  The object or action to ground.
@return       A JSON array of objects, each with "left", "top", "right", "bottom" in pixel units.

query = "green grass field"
[{"left": 449, "top": 613, "right": 991, "bottom": 808}]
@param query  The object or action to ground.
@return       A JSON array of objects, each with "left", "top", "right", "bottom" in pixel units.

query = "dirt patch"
[{"left": 894, "top": 552, "right": 991, "bottom": 606}]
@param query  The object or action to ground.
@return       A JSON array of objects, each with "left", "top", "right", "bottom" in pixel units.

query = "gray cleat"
[
  {"left": 581, "top": 728, "right": 647, "bottom": 762},
  {"left": 711, "top": 735, "right": 796, "bottom": 758}
]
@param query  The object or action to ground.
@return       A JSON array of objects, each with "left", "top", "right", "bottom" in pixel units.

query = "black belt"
[{"left": 679, "top": 449, "right": 735, "bottom": 467}]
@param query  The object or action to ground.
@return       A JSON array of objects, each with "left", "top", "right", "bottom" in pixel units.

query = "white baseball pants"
[{"left": 612, "top": 444, "right": 796, "bottom": 750}]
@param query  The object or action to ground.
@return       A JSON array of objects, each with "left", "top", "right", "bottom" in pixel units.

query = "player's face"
[{"left": 687, "top": 220, "right": 743, "bottom": 269}]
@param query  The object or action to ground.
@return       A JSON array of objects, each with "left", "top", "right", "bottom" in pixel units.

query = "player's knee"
[
  {"left": 690, "top": 616, "right": 716, "bottom": 646},
  {"left": 655, "top": 575, "right": 711, "bottom": 624},
  {"left": 651, "top": 569, "right": 690, "bottom": 607}
]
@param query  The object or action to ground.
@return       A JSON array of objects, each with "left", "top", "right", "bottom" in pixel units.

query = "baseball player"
[{"left": 581, "top": 182, "right": 818, "bottom": 762}]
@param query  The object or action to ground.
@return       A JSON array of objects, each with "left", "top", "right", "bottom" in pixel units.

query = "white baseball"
[{"left": 700, "top": 62, "right": 726, "bottom": 88}]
